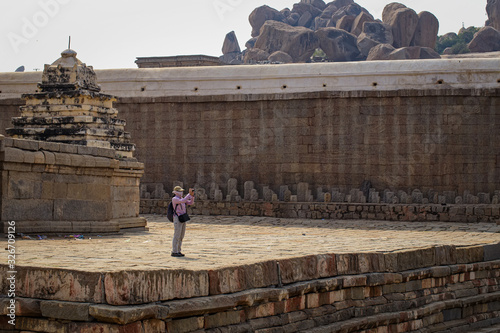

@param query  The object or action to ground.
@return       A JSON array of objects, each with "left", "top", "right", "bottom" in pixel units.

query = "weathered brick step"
[
  {"left": 116, "top": 217, "right": 148, "bottom": 229},
  {"left": 466, "top": 322, "right": 500, "bottom": 332},
  {"left": 305, "top": 293, "right": 500, "bottom": 333}
]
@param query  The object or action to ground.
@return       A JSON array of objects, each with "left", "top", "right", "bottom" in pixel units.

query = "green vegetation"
[
  {"left": 312, "top": 48, "right": 327, "bottom": 59},
  {"left": 435, "top": 26, "right": 481, "bottom": 54}
]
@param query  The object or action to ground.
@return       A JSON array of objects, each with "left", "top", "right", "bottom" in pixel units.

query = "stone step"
[
  {"left": 116, "top": 217, "right": 148, "bottom": 229},
  {"left": 467, "top": 323, "right": 500, "bottom": 333}
]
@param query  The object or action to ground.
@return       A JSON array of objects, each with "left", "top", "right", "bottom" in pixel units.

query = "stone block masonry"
[
  {"left": 1, "top": 59, "right": 499, "bottom": 200},
  {"left": 0, "top": 135, "right": 145, "bottom": 234},
  {"left": 118, "top": 87, "right": 500, "bottom": 198},
  {"left": 1, "top": 244, "right": 500, "bottom": 332},
  {"left": 142, "top": 199, "right": 500, "bottom": 223}
]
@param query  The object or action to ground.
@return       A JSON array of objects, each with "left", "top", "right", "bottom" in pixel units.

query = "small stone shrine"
[
  {"left": 1, "top": 49, "right": 145, "bottom": 234},
  {"left": 6, "top": 49, "right": 135, "bottom": 157}
]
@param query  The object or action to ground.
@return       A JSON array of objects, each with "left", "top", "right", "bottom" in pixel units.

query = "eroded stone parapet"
[
  {"left": 0, "top": 265, "right": 105, "bottom": 303},
  {"left": 208, "top": 261, "right": 279, "bottom": 296},
  {"left": 103, "top": 269, "right": 210, "bottom": 306}
]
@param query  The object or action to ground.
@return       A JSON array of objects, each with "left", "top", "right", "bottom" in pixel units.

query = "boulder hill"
[{"left": 220, "top": 0, "right": 500, "bottom": 64}]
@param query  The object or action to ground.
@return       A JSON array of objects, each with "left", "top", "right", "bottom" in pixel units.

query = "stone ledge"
[
  {"left": 1, "top": 220, "right": 120, "bottom": 234},
  {"left": 40, "top": 300, "right": 92, "bottom": 322},
  {"left": 0, "top": 136, "right": 140, "bottom": 163},
  {"left": 116, "top": 87, "right": 500, "bottom": 104},
  {"left": 0, "top": 139, "right": 144, "bottom": 175},
  {"left": 88, "top": 304, "right": 157, "bottom": 325},
  {"left": 0, "top": 266, "right": 105, "bottom": 304},
  {"left": 2, "top": 59, "right": 500, "bottom": 100},
  {"left": 96, "top": 59, "right": 500, "bottom": 99},
  {"left": 103, "top": 269, "right": 210, "bottom": 305},
  {"left": 2, "top": 247, "right": 499, "bottom": 306}
]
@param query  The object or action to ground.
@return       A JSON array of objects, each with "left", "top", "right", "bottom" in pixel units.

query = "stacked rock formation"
[
  {"left": 220, "top": 0, "right": 441, "bottom": 64},
  {"left": 6, "top": 49, "right": 136, "bottom": 157},
  {"left": 486, "top": 0, "right": 500, "bottom": 30},
  {"left": 468, "top": 0, "right": 500, "bottom": 53}
]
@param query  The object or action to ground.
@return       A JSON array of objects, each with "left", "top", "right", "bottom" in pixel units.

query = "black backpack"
[{"left": 167, "top": 202, "right": 176, "bottom": 222}]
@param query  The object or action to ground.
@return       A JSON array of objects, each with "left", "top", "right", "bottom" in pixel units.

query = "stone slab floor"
[{"left": 10, "top": 215, "right": 500, "bottom": 272}]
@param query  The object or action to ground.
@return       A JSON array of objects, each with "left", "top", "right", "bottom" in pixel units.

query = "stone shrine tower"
[{"left": 7, "top": 49, "right": 135, "bottom": 158}]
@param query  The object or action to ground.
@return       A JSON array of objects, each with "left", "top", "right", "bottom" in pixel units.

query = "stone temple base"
[
  {"left": 0, "top": 238, "right": 499, "bottom": 332},
  {"left": 9, "top": 217, "right": 147, "bottom": 235},
  {"left": 0, "top": 135, "right": 145, "bottom": 234}
]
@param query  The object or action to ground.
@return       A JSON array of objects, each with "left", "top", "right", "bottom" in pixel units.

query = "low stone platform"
[
  {"left": 6, "top": 215, "right": 500, "bottom": 272},
  {"left": 0, "top": 136, "right": 145, "bottom": 234},
  {"left": 1, "top": 215, "right": 500, "bottom": 332}
]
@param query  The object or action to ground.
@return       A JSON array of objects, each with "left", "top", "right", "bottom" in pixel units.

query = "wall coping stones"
[
  {"left": 1, "top": 59, "right": 499, "bottom": 100},
  {"left": 114, "top": 87, "right": 500, "bottom": 104},
  {"left": 3, "top": 87, "right": 500, "bottom": 106}
]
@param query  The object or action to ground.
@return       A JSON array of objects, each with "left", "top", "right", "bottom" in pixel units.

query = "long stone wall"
[
  {"left": 1, "top": 59, "right": 499, "bottom": 200},
  {"left": 1, "top": 244, "right": 499, "bottom": 332},
  {"left": 122, "top": 88, "right": 500, "bottom": 196},
  {"left": 2, "top": 59, "right": 498, "bottom": 99}
]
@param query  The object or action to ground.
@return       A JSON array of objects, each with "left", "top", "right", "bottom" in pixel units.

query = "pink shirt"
[{"left": 172, "top": 194, "right": 194, "bottom": 215}]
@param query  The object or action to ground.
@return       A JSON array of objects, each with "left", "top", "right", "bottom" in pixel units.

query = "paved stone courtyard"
[{"left": 12, "top": 215, "right": 500, "bottom": 272}]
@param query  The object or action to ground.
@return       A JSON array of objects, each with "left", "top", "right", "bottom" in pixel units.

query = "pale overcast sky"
[{"left": 0, "top": 0, "right": 489, "bottom": 72}]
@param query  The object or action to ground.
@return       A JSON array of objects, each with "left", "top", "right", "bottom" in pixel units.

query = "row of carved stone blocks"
[
  {"left": 141, "top": 200, "right": 500, "bottom": 223},
  {"left": 141, "top": 180, "right": 499, "bottom": 206}
]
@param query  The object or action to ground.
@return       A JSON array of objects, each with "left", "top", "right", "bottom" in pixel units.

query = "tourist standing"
[{"left": 171, "top": 186, "right": 195, "bottom": 257}]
